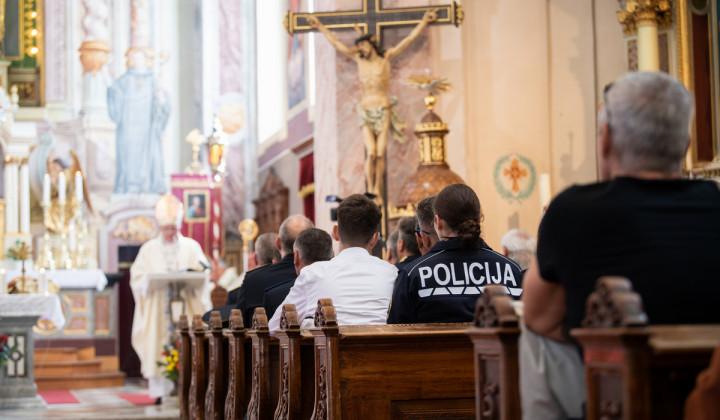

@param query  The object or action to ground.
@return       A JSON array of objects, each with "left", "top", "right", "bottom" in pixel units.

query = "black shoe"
[{"left": 155, "top": 397, "right": 162, "bottom": 405}]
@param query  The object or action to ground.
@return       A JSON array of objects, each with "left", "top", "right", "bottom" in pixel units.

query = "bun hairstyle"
[{"left": 434, "top": 184, "right": 482, "bottom": 248}]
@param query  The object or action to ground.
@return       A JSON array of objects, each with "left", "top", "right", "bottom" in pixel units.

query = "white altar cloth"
[
  {"left": 0, "top": 294, "right": 66, "bottom": 328},
  {"left": 4, "top": 269, "right": 108, "bottom": 291}
]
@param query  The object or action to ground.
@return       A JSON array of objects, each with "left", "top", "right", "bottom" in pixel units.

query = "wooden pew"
[
  {"left": 310, "top": 299, "right": 476, "bottom": 419},
  {"left": 273, "top": 303, "right": 315, "bottom": 420},
  {"left": 571, "top": 276, "right": 720, "bottom": 420},
  {"left": 466, "top": 285, "right": 521, "bottom": 420},
  {"left": 178, "top": 314, "right": 191, "bottom": 420},
  {"left": 204, "top": 311, "right": 228, "bottom": 420},
  {"left": 188, "top": 314, "right": 208, "bottom": 419},
  {"left": 224, "top": 309, "right": 247, "bottom": 420},
  {"left": 245, "top": 307, "right": 280, "bottom": 420}
]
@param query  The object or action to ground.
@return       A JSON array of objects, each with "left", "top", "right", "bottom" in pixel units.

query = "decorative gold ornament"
[
  {"left": 185, "top": 129, "right": 206, "bottom": 175},
  {"left": 78, "top": 41, "right": 111, "bottom": 75},
  {"left": 617, "top": 0, "right": 672, "bottom": 35},
  {"left": 238, "top": 219, "right": 259, "bottom": 254}
]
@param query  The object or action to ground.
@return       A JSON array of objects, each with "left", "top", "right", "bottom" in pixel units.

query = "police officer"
[{"left": 387, "top": 184, "right": 523, "bottom": 324}]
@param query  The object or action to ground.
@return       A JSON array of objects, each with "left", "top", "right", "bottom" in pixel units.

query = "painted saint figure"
[
  {"left": 307, "top": 10, "right": 437, "bottom": 200},
  {"left": 108, "top": 48, "right": 170, "bottom": 194}
]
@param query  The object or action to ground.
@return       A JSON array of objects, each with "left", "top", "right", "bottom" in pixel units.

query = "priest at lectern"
[{"left": 130, "top": 193, "right": 210, "bottom": 398}]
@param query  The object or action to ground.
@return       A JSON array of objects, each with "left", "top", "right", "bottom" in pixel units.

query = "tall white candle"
[
  {"left": 75, "top": 171, "right": 83, "bottom": 203},
  {"left": 539, "top": 173, "right": 551, "bottom": 213},
  {"left": 58, "top": 172, "right": 66, "bottom": 202},
  {"left": 0, "top": 269, "right": 6, "bottom": 294},
  {"left": 43, "top": 173, "right": 50, "bottom": 204},
  {"left": 39, "top": 268, "right": 47, "bottom": 295}
]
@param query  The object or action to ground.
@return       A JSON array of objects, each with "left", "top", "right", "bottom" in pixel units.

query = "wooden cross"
[{"left": 284, "top": 0, "right": 463, "bottom": 46}]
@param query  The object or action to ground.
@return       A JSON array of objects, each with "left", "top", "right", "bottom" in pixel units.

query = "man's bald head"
[{"left": 278, "top": 215, "right": 314, "bottom": 257}]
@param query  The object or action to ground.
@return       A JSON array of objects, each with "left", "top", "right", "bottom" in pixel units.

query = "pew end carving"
[
  {"left": 466, "top": 285, "right": 521, "bottom": 420},
  {"left": 188, "top": 314, "right": 208, "bottom": 419},
  {"left": 204, "top": 311, "right": 228, "bottom": 420},
  {"left": 274, "top": 304, "right": 315, "bottom": 420},
  {"left": 178, "top": 314, "right": 191, "bottom": 420},
  {"left": 224, "top": 309, "right": 247, "bottom": 420},
  {"left": 572, "top": 277, "right": 720, "bottom": 420},
  {"left": 246, "top": 307, "right": 280, "bottom": 420}
]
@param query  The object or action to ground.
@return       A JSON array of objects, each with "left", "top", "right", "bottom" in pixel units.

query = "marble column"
[
  {"left": 617, "top": 0, "right": 672, "bottom": 71},
  {"left": 19, "top": 159, "right": 29, "bottom": 234},
  {"left": 130, "top": 0, "right": 151, "bottom": 49},
  {"left": 79, "top": 0, "right": 111, "bottom": 116},
  {"left": 4, "top": 158, "right": 17, "bottom": 234}
]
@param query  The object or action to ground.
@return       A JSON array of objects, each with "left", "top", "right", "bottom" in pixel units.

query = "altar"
[
  {"left": 0, "top": 294, "right": 65, "bottom": 409},
  {"left": 2, "top": 268, "right": 114, "bottom": 340}
]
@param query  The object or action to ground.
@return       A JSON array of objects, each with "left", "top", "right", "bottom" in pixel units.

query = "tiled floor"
[{"left": 0, "top": 379, "right": 179, "bottom": 420}]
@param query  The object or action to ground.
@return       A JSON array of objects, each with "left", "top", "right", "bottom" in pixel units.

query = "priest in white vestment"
[{"left": 130, "top": 194, "right": 210, "bottom": 398}]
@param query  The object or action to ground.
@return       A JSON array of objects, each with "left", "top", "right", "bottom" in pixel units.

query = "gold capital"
[{"left": 617, "top": 0, "right": 672, "bottom": 35}]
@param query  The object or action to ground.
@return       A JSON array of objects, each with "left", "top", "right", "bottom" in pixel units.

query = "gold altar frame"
[{"left": 676, "top": 0, "right": 720, "bottom": 169}]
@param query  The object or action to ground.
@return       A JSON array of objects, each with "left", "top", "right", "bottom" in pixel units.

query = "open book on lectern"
[{"left": 140, "top": 272, "right": 208, "bottom": 297}]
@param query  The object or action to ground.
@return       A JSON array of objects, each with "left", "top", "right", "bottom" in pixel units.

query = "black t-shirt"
[
  {"left": 387, "top": 237, "right": 523, "bottom": 324},
  {"left": 538, "top": 177, "right": 720, "bottom": 336}
]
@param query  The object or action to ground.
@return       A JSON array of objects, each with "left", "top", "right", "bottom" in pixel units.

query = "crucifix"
[
  {"left": 285, "top": 1, "right": 463, "bottom": 204},
  {"left": 284, "top": 0, "right": 463, "bottom": 47}
]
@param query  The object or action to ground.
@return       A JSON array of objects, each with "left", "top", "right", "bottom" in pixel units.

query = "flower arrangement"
[
  {"left": 1, "top": 334, "right": 18, "bottom": 367},
  {"left": 156, "top": 341, "right": 180, "bottom": 381}
]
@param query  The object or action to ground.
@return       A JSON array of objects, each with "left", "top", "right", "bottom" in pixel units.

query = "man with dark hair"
[
  {"left": 415, "top": 195, "right": 440, "bottom": 255},
  {"left": 395, "top": 216, "right": 421, "bottom": 270},
  {"left": 268, "top": 194, "right": 397, "bottom": 332},
  {"left": 202, "top": 231, "right": 281, "bottom": 324},
  {"left": 235, "top": 214, "right": 313, "bottom": 327},
  {"left": 206, "top": 215, "right": 313, "bottom": 327},
  {"left": 521, "top": 72, "right": 720, "bottom": 419},
  {"left": 263, "top": 228, "right": 333, "bottom": 319}
]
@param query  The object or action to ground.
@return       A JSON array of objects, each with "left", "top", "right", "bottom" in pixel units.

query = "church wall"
[
  {"left": 548, "top": 0, "right": 599, "bottom": 194},
  {"left": 429, "top": 20, "right": 466, "bottom": 180},
  {"left": 593, "top": 1, "right": 627, "bottom": 103},
  {"left": 461, "top": 0, "right": 551, "bottom": 249}
]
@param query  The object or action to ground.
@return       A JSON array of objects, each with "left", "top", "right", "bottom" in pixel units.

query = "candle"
[
  {"left": 58, "top": 172, "right": 66, "bottom": 202},
  {"left": 0, "top": 269, "right": 5, "bottom": 294},
  {"left": 39, "top": 268, "right": 47, "bottom": 295},
  {"left": 539, "top": 173, "right": 551, "bottom": 213},
  {"left": 75, "top": 171, "right": 83, "bottom": 203},
  {"left": 43, "top": 173, "right": 50, "bottom": 204}
]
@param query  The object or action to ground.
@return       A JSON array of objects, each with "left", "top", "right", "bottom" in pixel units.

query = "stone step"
[
  {"left": 35, "top": 359, "right": 103, "bottom": 377},
  {"left": 35, "top": 371, "right": 126, "bottom": 391},
  {"left": 33, "top": 347, "right": 79, "bottom": 363}
]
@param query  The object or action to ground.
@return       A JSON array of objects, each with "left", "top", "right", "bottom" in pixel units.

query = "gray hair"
[
  {"left": 500, "top": 229, "right": 536, "bottom": 270},
  {"left": 603, "top": 71, "right": 693, "bottom": 174},
  {"left": 386, "top": 230, "right": 399, "bottom": 258},
  {"left": 255, "top": 233, "right": 280, "bottom": 265},
  {"left": 279, "top": 214, "right": 314, "bottom": 254}
]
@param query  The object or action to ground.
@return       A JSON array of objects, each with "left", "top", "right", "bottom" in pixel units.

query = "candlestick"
[
  {"left": 0, "top": 269, "right": 6, "bottom": 294},
  {"left": 75, "top": 171, "right": 83, "bottom": 203},
  {"left": 43, "top": 173, "right": 50, "bottom": 204},
  {"left": 539, "top": 173, "right": 551, "bottom": 213},
  {"left": 58, "top": 172, "right": 66, "bottom": 202},
  {"left": 39, "top": 268, "right": 47, "bottom": 295}
]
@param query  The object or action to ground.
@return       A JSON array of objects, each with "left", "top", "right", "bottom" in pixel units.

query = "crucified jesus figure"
[{"left": 307, "top": 10, "right": 437, "bottom": 201}]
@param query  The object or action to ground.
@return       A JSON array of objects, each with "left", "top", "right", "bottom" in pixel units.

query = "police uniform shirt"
[
  {"left": 387, "top": 237, "right": 523, "bottom": 324},
  {"left": 268, "top": 247, "right": 398, "bottom": 332}
]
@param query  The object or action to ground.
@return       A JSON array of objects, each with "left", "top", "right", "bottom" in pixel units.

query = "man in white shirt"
[{"left": 268, "top": 194, "right": 397, "bottom": 332}]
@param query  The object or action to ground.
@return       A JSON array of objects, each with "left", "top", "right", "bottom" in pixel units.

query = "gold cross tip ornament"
[{"left": 238, "top": 219, "right": 259, "bottom": 243}]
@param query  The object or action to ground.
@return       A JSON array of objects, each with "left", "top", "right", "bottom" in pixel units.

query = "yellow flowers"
[{"left": 157, "top": 344, "right": 180, "bottom": 381}]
